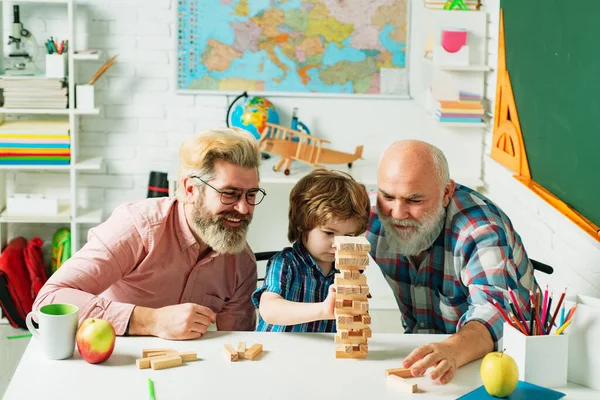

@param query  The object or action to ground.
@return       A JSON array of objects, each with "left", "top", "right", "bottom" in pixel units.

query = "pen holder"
[
  {"left": 502, "top": 322, "right": 569, "bottom": 388},
  {"left": 45, "top": 54, "right": 68, "bottom": 78},
  {"left": 75, "top": 84, "right": 95, "bottom": 110}
]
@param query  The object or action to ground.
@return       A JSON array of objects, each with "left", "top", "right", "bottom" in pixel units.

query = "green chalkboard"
[{"left": 501, "top": 1, "right": 600, "bottom": 228}]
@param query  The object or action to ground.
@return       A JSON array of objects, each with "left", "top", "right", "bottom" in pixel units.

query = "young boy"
[{"left": 252, "top": 169, "right": 370, "bottom": 332}]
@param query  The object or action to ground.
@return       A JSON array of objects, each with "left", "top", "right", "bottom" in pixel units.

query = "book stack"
[
  {"left": 0, "top": 120, "right": 70, "bottom": 165},
  {"left": 436, "top": 99, "right": 485, "bottom": 124},
  {"left": 0, "top": 77, "right": 68, "bottom": 109},
  {"left": 424, "top": 0, "right": 481, "bottom": 10},
  {"left": 458, "top": 90, "right": 482, "bottom": 103}
]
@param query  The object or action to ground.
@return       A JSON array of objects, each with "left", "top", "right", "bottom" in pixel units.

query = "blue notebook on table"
[{"left": 457, "top": 381, "right": 565, "bottom": 400}]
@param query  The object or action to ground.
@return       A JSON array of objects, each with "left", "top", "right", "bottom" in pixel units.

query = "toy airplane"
[{"left": 258, "top": 123, "right": 363, "bottom": 175}]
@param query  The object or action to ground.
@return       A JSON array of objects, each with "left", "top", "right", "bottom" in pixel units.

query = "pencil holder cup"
[
  {"left": 502, "top": 322, "right": 569, "bottom": 388},
  {"left": 45, "top": 53, "right": 67, "bottom": 78},
  {"left": 75, "top": 84, "right": 95, "bottom": 110}
]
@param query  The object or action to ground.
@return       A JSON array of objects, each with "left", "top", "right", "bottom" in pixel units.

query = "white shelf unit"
[
  {"left": 420, "top": 9, "right": 489, "bottom": 129},
  {"left": 0, "top": 0, "right": 103, "bottom": 258}
]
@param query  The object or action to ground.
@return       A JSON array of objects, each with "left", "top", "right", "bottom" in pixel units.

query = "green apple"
[
  {"left": 480, "top": 351, "right": 519, "bottom": 397},
  {"left": 76, "top": 318, "right": 116, "bottom": 364}
]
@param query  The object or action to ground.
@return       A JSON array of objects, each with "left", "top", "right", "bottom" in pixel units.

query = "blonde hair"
[
  {"left": 177, "top": 127, "right": 261, "bottom": 201},
  {"left": 288, "top": 169, "right": 370, "bottom": 243}
]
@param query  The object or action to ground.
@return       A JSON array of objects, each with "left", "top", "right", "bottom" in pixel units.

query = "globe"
[{"left": 229, "top": 95, "right": 280, "bottom": 140}]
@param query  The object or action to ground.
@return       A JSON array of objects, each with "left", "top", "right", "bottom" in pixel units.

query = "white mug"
[{"left": 26, "top": 303, "right": 79, "bottom": 360}]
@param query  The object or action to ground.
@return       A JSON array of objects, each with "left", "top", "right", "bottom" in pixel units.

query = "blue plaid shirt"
[
  {"left": 252, "top": 241, "right": 336, "bottom": 332},
  {"left": 366, "top": 184, "right": 536, "bottom": 349}
]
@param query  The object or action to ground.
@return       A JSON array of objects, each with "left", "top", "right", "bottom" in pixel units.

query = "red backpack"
[{"left": 0, "top": 237, "right": 47, "bottom": 328}]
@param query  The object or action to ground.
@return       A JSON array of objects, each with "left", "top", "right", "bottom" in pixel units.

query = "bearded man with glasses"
[{"left": 34, "top": 128, "right": 265, "bottom": 340}]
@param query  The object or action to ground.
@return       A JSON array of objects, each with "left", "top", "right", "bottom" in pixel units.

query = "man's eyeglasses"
[{"left": 190, "top": 176, "right": 266, "bottom": 206}]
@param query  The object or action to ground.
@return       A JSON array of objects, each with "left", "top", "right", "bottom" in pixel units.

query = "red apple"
[{"left": 76, "top": 318, "right": 116, "bottom": 364}]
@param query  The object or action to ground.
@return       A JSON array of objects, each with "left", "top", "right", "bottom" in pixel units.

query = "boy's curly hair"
[{"left": 288, "top": 169, "right": 370, "bottom": 243}]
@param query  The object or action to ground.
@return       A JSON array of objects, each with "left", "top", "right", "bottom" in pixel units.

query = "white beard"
[
  {"left": 191, "top": 201, "right": 251, "bottom": 254},
  {"left": 378, "top": 202, "right": 446, "bottom": 256}
]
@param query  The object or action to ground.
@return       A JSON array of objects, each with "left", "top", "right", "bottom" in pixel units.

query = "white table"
[{"left": 4, "top": 332, "right": 598, "bottom": 400}]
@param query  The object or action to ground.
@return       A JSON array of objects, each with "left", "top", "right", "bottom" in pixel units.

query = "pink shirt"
[{"left": 33, "top": 197, "right": 257, "bottom": 335}]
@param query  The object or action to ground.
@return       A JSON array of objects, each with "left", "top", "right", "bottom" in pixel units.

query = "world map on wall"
[{"left": 177, "top": 0, "right": 408, "bottom": 96}]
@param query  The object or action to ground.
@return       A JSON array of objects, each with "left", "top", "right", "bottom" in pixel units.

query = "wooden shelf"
[
  {"left": 0, "top": 206, "right": 102, "bottom": 224},
  {"left": 73, "top": 51, "right": 102, "bottom": 61},
  {"left": 423, "top": 56, "right": 492, "bottom": 72},
  {"left": 0, "top": 108, "right": 100, "bottom": 115},
  {"left": 0, "top": 157, "right": 103, "bottom": 171}
]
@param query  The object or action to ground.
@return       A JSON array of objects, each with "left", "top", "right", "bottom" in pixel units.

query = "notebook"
[{"left": 457, "top": 381, "right": 565, "bottom": 400}]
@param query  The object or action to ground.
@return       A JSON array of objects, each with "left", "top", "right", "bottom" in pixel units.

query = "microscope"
[{"left": 5, "top": 5, "right": 38, "bottom": 75}]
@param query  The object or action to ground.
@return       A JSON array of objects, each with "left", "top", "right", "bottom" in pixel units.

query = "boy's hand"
[{"left": 322, "top": 285, "right": 337, "bottom": 320}]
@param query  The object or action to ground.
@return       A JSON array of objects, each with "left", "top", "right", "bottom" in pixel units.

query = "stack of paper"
[
  {"left": 0, "top": 120, "right": 70, "bottom": 165},
  {"left": 0, "top": 77, "right": 68, "bottom": 109},
  {"left": 436, "top": 100, "right": 485, "bottom": 123}
]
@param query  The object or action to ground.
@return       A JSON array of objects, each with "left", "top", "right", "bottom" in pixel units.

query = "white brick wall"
[
  {"left": 4, "top": 0, "right": 486, "bottom": 249},
  {"left": 480, "top": 0, "right": 600, "bottom": 297}
]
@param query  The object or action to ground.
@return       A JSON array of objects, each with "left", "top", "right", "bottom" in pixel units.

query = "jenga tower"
[{"left": 333, "top": 236, "right": 372, "bottom": 359}]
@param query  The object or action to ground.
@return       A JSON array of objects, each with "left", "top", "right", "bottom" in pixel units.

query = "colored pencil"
[
  {"left": 541, "top": 285, "right": 549, "bottom": 326},
  {"left": 508, "top": 288, "right": 528, "bottom": 329},
  {"left": 555, "top": 320, "right": 572, "bottom": 335},
  {"left": 548, "top": 288, "right": 567, "bottom": 334},
  {"left": 492, "top": 299, "right": 516, "bottom": 328}
]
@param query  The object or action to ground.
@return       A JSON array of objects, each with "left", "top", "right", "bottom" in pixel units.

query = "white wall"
[
  {"left": 480, "top": 0, "right": 600, "bottom": 296},
  {"left": 6, "top": 0, "right": 486, "bottom": 250}
]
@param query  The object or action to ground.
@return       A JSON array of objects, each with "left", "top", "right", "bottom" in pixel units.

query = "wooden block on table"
[
  {"left": 387, "top": 375, "right": 418, "bottom": 393},
  {"left": 142, "top": 348, "right": 175, "bottom": 358},
  {"left": 359, "top": 343, "right": 368, "bottom": 353},
  {"left": 335, "top": 254, "right": 370, "bottom": 267},
  {"left": 151, "top": 355, "right": 183, "bottom": 370},
  {"left": 224, "top": 344, "right": 239, "bottom": 361},
  {"left": 136, "top": 353, "right": 178, "bottom": 369},
  {"left": 335, "top": 350, "right": 367, "bottom": 359},
  {"left": 178, "top": 352, "right": 198, "bottom": 362},
  {"left": 146, "top": 350, "right": 178, "bottom": 358},
  {"left": 334, "top": 236, "right": 371, "bottom": 252},
  {"left": 244, "top": 344, "right": 263, "bottom": 360},
  {"left": 335, "top": 333, "right": 367, "bottom": 345},
  {"left": 237, "top": 342, "right": 246, "bottom": 359},
  {"left": 385, "top": 367, "right": 413, "bottom": 379}
]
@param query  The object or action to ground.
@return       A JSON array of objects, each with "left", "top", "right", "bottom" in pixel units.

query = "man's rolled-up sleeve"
[{"left": 457, "top": 224, "right": 532, "bottom": 350}]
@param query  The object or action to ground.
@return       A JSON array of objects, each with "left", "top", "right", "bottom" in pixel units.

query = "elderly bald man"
[{"left": 366, "top": 140, "right": 536, "bottom": 384}]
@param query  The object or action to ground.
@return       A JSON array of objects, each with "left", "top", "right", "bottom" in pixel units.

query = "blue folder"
[{"left": 457, "top": 381, "right": 565, "bottom": 400}]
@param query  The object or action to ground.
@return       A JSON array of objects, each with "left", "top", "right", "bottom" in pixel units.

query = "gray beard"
[
  {"left": 378, "top": 203, "right": 446, "bottom": 256},
  {"left": 191, "top": 203, "right": 251, "bottom": 254}
]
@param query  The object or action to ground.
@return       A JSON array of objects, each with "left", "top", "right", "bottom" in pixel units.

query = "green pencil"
[
  {"left": 148, "top": 378, "right": 156, "bottom": 400},
  {"left": 6, "top": 334, "right": 32, "bottom": 340}
]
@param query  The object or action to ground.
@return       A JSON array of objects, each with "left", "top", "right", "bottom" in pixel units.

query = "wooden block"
[
  {"left": 334, "top": 236, "right": 371, "bottom": 252},
  {"left": 363, "top": 327, "right": 372, "bottom": 338},
  {"left": 359, "top": 344, "right": 368, "bottom": 353},
  {"left": 336, "top": 272, "right": 366, "bottom": 284},
  {"left": 335, "top": 313, "right": 371, "bottom": 329},
  {"left": 387, "top": 375, "right": 418, "bottom": 393},
  {"left": 335, "top": 350, "right": 367, "bottom": 359},
  {"left": 151, "top": 355, "right": 183, "bottom": 370},
  {"left": 224, "top": 344, "right": 239, "bottom": 361},
  {"left": 136, "top": 353, "right": 177, "bottom": 369},
  {"left": 386, "top": 367, "right": 413, "bottom": 379},
  {"left": 335, "top": 254, "right": 369, "bottom": 267},
  {"left": 142, "top": 348, "right": 175, "bottom": 358},
  {"left": 146, "top": 350, "right": 178, "bottom": 358},
  {"left": 244, "top": 344, "right": 263, "bottom": 360},
  {"left": 335, "top": 333, "right": 367, "bottom": 344},
  {"left": 178, "top": 352, "right": 197, "bottom": 362},
  {"left": 237, "top": 342, "right": 246, "bottom": 359}
]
